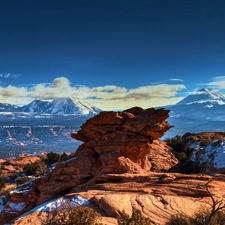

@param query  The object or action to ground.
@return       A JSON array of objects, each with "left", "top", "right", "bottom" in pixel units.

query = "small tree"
[{"left": 204, "top": 179, "right": 225, "bottom": 225}]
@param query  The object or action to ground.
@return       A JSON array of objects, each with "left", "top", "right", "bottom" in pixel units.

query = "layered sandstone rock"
[
  {"left": 72, "top": 107, "right": 172, "bottom": 175},
  {"left": 10, "top": 173, "right": 225, "bottom": 225}
]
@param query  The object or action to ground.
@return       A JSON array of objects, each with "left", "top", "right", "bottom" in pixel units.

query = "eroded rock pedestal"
[
  {"left": 72, "top": 107, "right": 172, "bottom": 175},
  {"left": 35, "top": 107, "right": 172, "bottom": 203}
]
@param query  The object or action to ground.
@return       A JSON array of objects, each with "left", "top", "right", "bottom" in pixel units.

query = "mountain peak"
[
  {"left": 198, "top": 88, "right": 213, "bottom": 92},
  {"left": 176, "top": 88, "right": 225, "bottom": 106},
  {"left": 1, "top": 98, "right": 102, "bottom": 115}
]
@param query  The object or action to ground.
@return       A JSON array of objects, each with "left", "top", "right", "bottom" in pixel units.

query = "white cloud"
[
  {"left": 201, "top": 76, "right": 225, "bottom": 89},
  {"left": 0, "top": 77, "right": 186, "bottom": 110}
]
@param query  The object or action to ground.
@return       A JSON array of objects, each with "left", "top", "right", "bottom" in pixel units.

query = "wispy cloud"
[
  {"left": 200, "top": 76, "right": 225, "bottom": 89},
  {"left": 169, "top": 78, "right": 185, "bottom": 82},
  {"left": 0, "top": 77, "right": 186, "bottom": 110},
  {"left": 0, "top": 73, "right": 11, "bottom": 78},
  {"left": 0, "top": 73, "right": 21, "bottom": 79}
]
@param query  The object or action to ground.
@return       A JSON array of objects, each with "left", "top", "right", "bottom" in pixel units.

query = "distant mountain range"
[
  {"left": 164, "top": 88, "right": 225, "bottom": 138},
  {"left": 0, "top": 97, "right": 102, "bottom": 115},
  {"left": 1, "top": 88, "right": 225, "bottom": 157}
]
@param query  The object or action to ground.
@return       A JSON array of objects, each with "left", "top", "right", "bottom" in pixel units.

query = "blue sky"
[{"left": 0, "top": 0, "right": 225, "bottom": 110}]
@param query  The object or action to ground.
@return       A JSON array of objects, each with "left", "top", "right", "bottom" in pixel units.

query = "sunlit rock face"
[{"left": 72, "top": 107, "right": 172, "bottom": 175}]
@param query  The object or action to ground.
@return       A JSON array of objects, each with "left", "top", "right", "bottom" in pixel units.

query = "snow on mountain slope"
[
  {"left": 21, "top": 100, "right": 50, "bottom": 113},
  {"left": 45, "top": 97, "right": 101, "bottom": 115},
  {"left": 176, "top": 88, "right": 225, "bottom": 106},
  {"left": 0, "top": 98, "right": 102, "bottom": 115}
]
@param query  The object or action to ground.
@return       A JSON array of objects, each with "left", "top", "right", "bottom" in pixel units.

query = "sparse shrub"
[
  {"left": 182, "top": 132, "right": 193, "bottom": 140},
  {"left": 117, "top": 209, "right": 151, "bottom": 225},
  {"left": 23, "top": 161, "right": 46, "bottom": 176},
  {"left": 180, "top": 160, "right": 198, "bottom": 174},
  {"left": 60, "top": 152, "right": 72, "bottom": 162},
  {"left": 165, "top": 135, "right": 183, "bottom": 152},
  {"left": 0, "top": 177, "right": 5, "bottom": 191},
  {"left": 42, "top": 205, "right": 104, "bottom": 225},
  {"left": 183, "top": 146, "right": 193, "bottom": 156},
  {"left": 167, "top": 209, "right": 225, "bottom": 225},
  {"left": 45, "top": 151, "right": 61, "bottom": 167},
  {"left": 177, "top": 152, "right": 187, "bottom": 163},
  {"left": 65, "top": 206, "right": 104, "bottom": 225},
  {"left": 166, "top": 214, "right": 191, "bottom": 225},
  {"left": 199, "top": 139, "right": 209, "bottom": 147}
]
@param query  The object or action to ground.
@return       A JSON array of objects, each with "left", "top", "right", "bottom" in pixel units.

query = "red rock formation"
[
  {"left": 0, "top": 107, "right": 175, "bottom": 224},
  {"left": 72, "top": 107, "right": 172, "bottom": 176},
  {"left": 35, "top": 107, "right": 172, "bottom": 204}
]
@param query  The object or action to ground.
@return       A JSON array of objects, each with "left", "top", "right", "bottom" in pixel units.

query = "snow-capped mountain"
[
  {"left": 176, "top": 88, "right": 225, "bottom": 106},
  {"left": 0, "top": 97, "right": 102, "bottom": 157},
  {"left": 44, "top": 97, "right": 101, "bottom": 115},
  {"left": 0, "top": 98, "right": 102, "bottom": 115},
  {"left": 163, "top": 88, "right": 225, "bottom": 138}
]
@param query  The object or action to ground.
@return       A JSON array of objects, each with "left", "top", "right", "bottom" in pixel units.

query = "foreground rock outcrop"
[
  {"left": 9, "top": 173, "right": 225, "bottom": 225},
  {"left": 3, "top": 108, "right": 225, "bottom": 225},
  {"left": 0, "top": 107, "right": 176, "bottom": 224}
]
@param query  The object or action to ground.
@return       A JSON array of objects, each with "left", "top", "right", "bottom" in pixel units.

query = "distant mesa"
[{"left": 0, "top": 97, "right": 102, "bottom": 115}]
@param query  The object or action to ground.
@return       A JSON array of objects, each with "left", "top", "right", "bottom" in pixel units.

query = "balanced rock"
[{"left": 72, "top": 107, "right": 172, "bottom": 175}]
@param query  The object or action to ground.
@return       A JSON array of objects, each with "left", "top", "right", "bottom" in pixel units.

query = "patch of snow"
[
  {"left": 37, "top": 196, "right": 89, "bottom": 212},
  {"left": 190, "top": 140, "right": 225, "bottom": 169},
  {"left": 15, "top": 196, "right": 89, "bottom": 221},
  {"left": 190, "top": 141, "right": 201, "bottom": 162},
  {"left": 0, "top": 198, "right": 4, "bottom": 213},
  {"left": 60, "top": 157, "right": 78, "bottom": 164},
  {"left": 10, "top": 181, "right": 33, "bottom": 194},
  {"left": 205, "top": 141, "right": 225, "bottom": 169}
]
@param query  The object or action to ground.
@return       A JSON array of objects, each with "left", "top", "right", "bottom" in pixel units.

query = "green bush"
[
  {"left": 117, "top": 209, "right": 151, "bottom": 225},
  {"left": 45, "top": 151, "right": 61, "bottom": 167}
]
